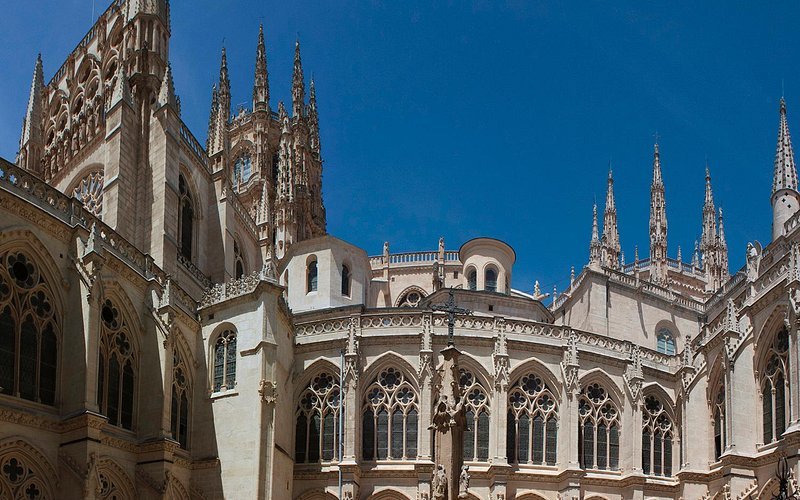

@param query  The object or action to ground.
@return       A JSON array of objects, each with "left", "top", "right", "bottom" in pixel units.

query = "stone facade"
[{"left": 2, "top": 1, "right": 800, "bottom": 499}]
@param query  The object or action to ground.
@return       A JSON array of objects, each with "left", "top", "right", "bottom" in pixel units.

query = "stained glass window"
[
  {"left": 642, "top": 395, "right": 674, "bottom": 476},
  {"left": 0, "top": 251, "right": 59, "bottom": 406},
  {"left": 459, "top": 369, "right": 491, "bottom": 462},
  {"left": 578, "top": 383, "right": 619, "bottom": 470},
  {"left": 212, "top": 330, "right": 236, "bottom": 392},
  {"left": 761, "top": 327, "right": 789, "bottom": 444},
  {"left": 171, "top": 348, "right": 191, "bottom": 449},
  {"left": 508, "top": 373, "right": 558, "bottom": 465},
  {"left": 657, "top": 328, "right": 676, "bottom": 355},
  {"left": 362, "top": 368, "right": 418, "bottom": 461},
  {"left": 295, "top": 372, "right": 341, "bottom": 463},
  {"left": 97, "top": 298, "right": 136, "bottom": 430}
]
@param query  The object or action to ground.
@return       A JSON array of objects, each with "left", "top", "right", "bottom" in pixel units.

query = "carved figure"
[
  {"left": 746, "top": 241, "right": 762, "bottom": 281},
  {"left": 458, "top": 464, "right": 470, "bottom": 498},
  {"left": 791, "top": 287, "right": 800, "bottom": 319},
  {"left": 431, "top": 464, "right": 447, "bottom": 500}
]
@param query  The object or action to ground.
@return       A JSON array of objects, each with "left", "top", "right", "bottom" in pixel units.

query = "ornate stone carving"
[
  {"left": 258, "top": 379, "right": 277, "bottom": 404},
  {"left": 624, "top": 344, "right": 644, "bottom": 402},
  {"left": 746, "top": 241, "right": 762, "bottom": 282},
  {"left": 561, "top": 329, "right": 580, "bottom": 396},
  {"left": 431, "top": 464, "right": 447, "bottom": 500},
  {"left": 458, "top": 465, "right": 470, "bottom": 499}
]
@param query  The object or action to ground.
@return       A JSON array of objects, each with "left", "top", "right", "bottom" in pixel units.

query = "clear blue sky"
[{"left": 2, "top": 1, "right": 799, "bottom": 294}]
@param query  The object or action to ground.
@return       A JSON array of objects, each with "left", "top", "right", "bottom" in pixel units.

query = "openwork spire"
[
  {"left": 649, "top": 142, "right": 668, "bottom": 284},
  {"left": 253, "top": 24, "right": 269, "bottom": 110},
  {"left": 292, "top": 39, "right": 305, "bottom": 117},
  {"left": 700, "top": 166, "right": 717, "bottom": 252},
  {"left": 601, "top": 168, "right": 621, "bottom": 269},
  {"left": 773, "top": 97, "right": 798, "bottom": 196}
]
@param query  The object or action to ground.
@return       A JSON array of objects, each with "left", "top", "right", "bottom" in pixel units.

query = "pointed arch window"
[
  {"left": 0, "top": 449, "right": 54, "bottom": 500},
  {"left": 642, "top": 395, "right": 674, "bottom": 476},
  {"left": 295, "top": 372, "right": 341, "bottom": 463},
  {"left": 713, "top": 382, "right": 725, "bottom": 460},
  {"left": 362, "top": 368, "right": 418, "bottom": 461},
  {"left": 578, "top": 383, "right": 620, "bottom": 470},
  {"left": 307, "top": 259, "right": 318, "bottom": 293},
  {"left": 341, "top": 265, "right": 351, "bottom": 297},
  {"left": 397, "top": 288, "right": 425, "bottom": 308},
  {"left": 761, "top": 327, "right": 789, "bottom": 444},
  {"left": 0, "top": 251, "right": 59, "bottom": 406},
  {"left": 178, "top": 174, "right": 194, "bottom": 261},
  {"left": 657, "top": 328, "right": 676, "bottom": 355},
  {"left": 466, "top": 268, "right": 477, "bottom": 291},
  {"left": 171, "top": 348, "right": 191, "bottom": 449},
  {"left": 97, "top": 298, "right": 136, "bottom": 429},
  {"left": 507, "top": 373, "right": 559, "bottom": 465},
  {"left": 485, "top": 268, "right": 497, "bottom": 292},
  {"left": 212, "top": 330, "right": 236, "bottom": 392},
  {"left": 233, "top": 240, "right": 245, "bottom": 279},
  {"left": 232, "top": 152, "right": 253, "bottom": 186},
  {"left": 459, "top": 369, "right": 491, "bottom": 462}
]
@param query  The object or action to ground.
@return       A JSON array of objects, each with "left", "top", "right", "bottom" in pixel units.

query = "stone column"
[
  {"left": 788, "top": 286, "right": 800, "bottom": 429},
  {"left": 492, "top": 317, "right": 509, "bottom": 465},
  {"left": 562, "top": 330, "right": 581, "bottom": 468},
  {"left": 418, "top": 313, "right": 434, "bottom": 462},
  {"left": 343, "top": 314, "right": 362, "bottom": 462},
  {"left": 431, "top": 346, "right": 466, "bottom": 500}
]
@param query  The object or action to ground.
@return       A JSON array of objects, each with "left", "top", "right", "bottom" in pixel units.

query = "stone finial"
[
  {"left": 110, "top": 61, "right": 132, "bottom": 107},
  {"left": 158, "top": 64, "right": 180, "bottom": 113}
]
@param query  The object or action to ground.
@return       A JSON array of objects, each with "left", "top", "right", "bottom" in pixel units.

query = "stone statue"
[
  {"left": 458, "top": 465, "right": 470, "bottom": 498},
  {"left": 432, "top": 464, "right": 447, "bottom": 500},
  {"left": 790, "top": 288, "right": 800, "bottom": 325},
  {"left": 746, "top": 241, "right": 762, "bottom": 281}
]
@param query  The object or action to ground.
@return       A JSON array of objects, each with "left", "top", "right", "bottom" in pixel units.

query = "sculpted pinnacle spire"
[
  {"left": 253, "top": 24, "right": 269, "bottom": 110},
  {"left": 771, "top": 97, "right": 800, "bottom": 241},
  {"left": 16, "top": 53, "right": 44, "bottom": 172},
  {"left": 649, "top": 142, "right": 668, "bottom": 284},
  {"left": 589, "top": 202, "right": 602, "bottom": 268},
  {"left": 773, "top": 97, "right": 798, "bottom": 195},
  {"left": 601, "top": 167, "right": 621, "bottom": 269},
  {"left": 700, "top": 165, "right": 717, "bottom": 251},
  {"left": 219, "top": 46, "right": 231, "bottom": 98},
  {"left": 292, "top": 39, "right": 305, "bottom": 117},
  {"left": 157, "top": 64, "right": 180, "bottom": 113}
]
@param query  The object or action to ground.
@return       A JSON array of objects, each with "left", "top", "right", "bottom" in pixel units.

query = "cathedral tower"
[
  {"left": 771, "top": 97, "right": 800, "bottom": 241},
  {"left": 649, "top": 143, "right": 668, "bottom": 285}
]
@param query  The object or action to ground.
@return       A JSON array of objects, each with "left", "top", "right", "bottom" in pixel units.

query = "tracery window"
[
  {"left": 0, "top": 452, "right": 50, "bottom": 500},
  {"left": 72, "top": 171, "right": 104, "bottom": 217},
  {"left": 178, "top": 174, "right": 194, "bottom": 261},
  {"left": 466, "top": 268, "right": 477, "bottom": 291},
  {"left": 579, "top": 383, "right": 620, "bottom": 470},
  {"left": 485, "top": 268, "right": 498, "bottom": 292},
  {"left": 295, "top": 372, "right": 341, "bottom": 463},
  {"left": 97, "top": 298, "right": 136, "bottom": 430},
  {"left": 307, "top": 259, "right": 318, "bottom": 293},
  {"left": 171, "top": 348, "right": 191, "bottom": 449},
  {"left": 397, "top": 289, "right": 424, "bottom": 308},
  {"left": 657, "top": 328, "right": 676, "bottom": 355},
  {"left": 233, "top": 240, "right": 245, "bottom": 279},
  {"left": 212, "top": 330, "right": 236, "bottom": 392},
  {"left": 362, "top": 367, "right": 418, "bottom": 460},
  {"left": 713, "top": 382, "right": 725, "bottom": 460},
  {"left": 459, "top": 369, "right": 490, "bottom": 461},
  {"left": 642, "top": 395, "right": 673, "bottom": 476},
  {"left": 762, "top": 327, "right": 789, "bottom": 444},
  {"left": 0, "top": 251, "right": 58, "bottom": 406},
  {"left": 232, "top": 153, "right": 253, "bottom": 185},
  {"left": 507, "top": 373, "right": 558, "bottom": 465},
  {"left": 341, "top": 265, "right": 351, "bottom": 297}
]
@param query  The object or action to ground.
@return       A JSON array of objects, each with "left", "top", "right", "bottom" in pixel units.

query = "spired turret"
[
  {"left": 771, "top": 97, "right": 800, "bottom": 241},
  {"left": 649, "top": 143, "right": 668, "bottom": 284},
  {"left": 253, "top": 24, "right": 270, "bottom": 112},
  {"left": 601, "top": 168, "right": 621, "bottom": 270},
  {"left": 16, "top": 54, "right": 44, "bottom": 174}
]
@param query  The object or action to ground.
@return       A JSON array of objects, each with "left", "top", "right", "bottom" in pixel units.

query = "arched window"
[
  {"left": 579, "top": 383, "right": 620, "bottom": 470},
  {"left": 507, "top": 373, "right": 558, "bottom": 465},
  {"left": 466, "top": 268, "right": 477, "bottom": 291},
  {"left": 295, "top": 372, "right": 341, "bottom": 463},
  {"left": 171, "top": 347, "right": 191, "bottom": 449},
  {"left": 0, "top": 446, "right": 55, "bottom": 499},
  {"left": 713, "top": 382, "right": 725, "bottom": 460},
  {"left": 459, "top": 369, "right": 490, "bottom": 462},
  {"left": 232, "top": 152, "right": 253, "bottom": 186},
  {"left": 72, "top": 170, "right": 104, "bottom": 217},
  {"left": 212, "top": 330, "right": 236, "bottom": 392},
  {"left": 485, "top": 268, "right": 497, "bottom": 292},
  {"left": 642, "top": 395, "right": 674, "bottom": 476},
  {"left": 761, "top": 327, "right": 789, "bottom": 444},
  {"left": 233, "top": 240, "right": 245, "bottom": 279},
  {"left": 362, "top": 368, "right": 418, "bottom": 461},
  {"left": 657, "top": 328, "right": 676, "bottom": 355},
  {"left": 0, "top": 251, "right": 59, "bottom": 406},
  {"left": 397, "top": 288, "right": 425, "bottom": 308},
  {"left": 97, "top": 298, "right": 136, "bottom": 430},
  {"left": 307, "top": 259, "right": 318, "bottom": 293},
  {"left": 341, "top": 265, "right": 351, "bottom": 297},
  {"left": 178, "top": 174, "right": 194, "bottom": 261}
]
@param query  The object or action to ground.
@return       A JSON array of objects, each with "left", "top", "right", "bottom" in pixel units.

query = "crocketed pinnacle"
[
  {"left": 292, "top": 39, "right": 305, "bottom": 117},
  {"left": 773, "top": 97, "right": 798, "bottom": 196},
  {"left": 700, "top": 166, "right": 717, "bottom": 251},
  {"left": 253, "top": 24, "right": 269, "bottom": 108}
]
